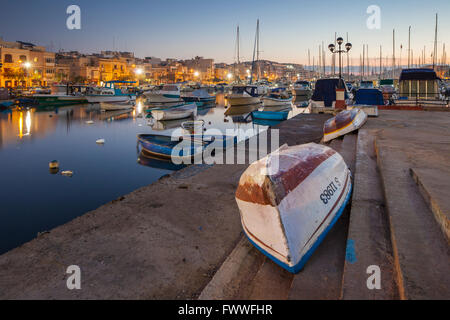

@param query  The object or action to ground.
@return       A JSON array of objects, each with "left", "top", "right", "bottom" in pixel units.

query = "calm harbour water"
[{"left": 0, "top": 95, "right": 308, "bottom": 254}]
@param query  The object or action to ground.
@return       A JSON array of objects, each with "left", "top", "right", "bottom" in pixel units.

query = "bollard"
[{"left": 335, "top": 88, "right": 346, "bottom": 110}]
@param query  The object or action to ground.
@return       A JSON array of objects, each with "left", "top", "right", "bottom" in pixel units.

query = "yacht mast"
[
  {"left": 392, "top": 29, "right": 396, "bottom": 79},
  {"left": 257, "top": 19, "right": 260, "bottom": 81},
  {"left": 433, "top": 13, "right": 438, "bottom": 69}
]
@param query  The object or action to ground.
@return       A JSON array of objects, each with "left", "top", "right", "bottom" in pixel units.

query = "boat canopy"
[
  {"left": 311, "top": 78, "right": 348, "bottom": 107},
  {"left": 379, "top": 79, "right": 394, "bottom": 86},
  {"left": 355, "top": 88, "right": 384, "bottom": 105},
  {"left": 399, "top": 69, "right": 440, "bottom": 81},
  {"left": 232, "top": 85, "right": 259, "bottom": 97},
  {"left": 294, "top": 81, "right": 310, "bottom": 86}
]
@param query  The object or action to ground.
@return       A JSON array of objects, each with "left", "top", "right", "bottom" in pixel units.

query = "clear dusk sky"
[{"left": 0, "top": 0, "right": 449, "bottom": 65}]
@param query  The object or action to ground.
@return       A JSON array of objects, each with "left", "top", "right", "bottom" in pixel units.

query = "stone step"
[
  {"left": 410, "top": 168, "right": 450, "bottom": 243},
  {"left": 341, "top": 129, "right": 398, "bottom": 300},
  {"left": 198, "top": 236, "right": 265, "bottom": 300},
  {"left": 288, "top": 133, "right": 357, "bottom": 300},
  {"left": 375, "top": 139, "right": 450, "bottom": 299},
  {"left": 244, "top": 258, "right": 294, "bottom": 300}
]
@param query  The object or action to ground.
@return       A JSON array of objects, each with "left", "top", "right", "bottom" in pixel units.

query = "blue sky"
[{"left": 0, "top": 0, "right": 449, "bottom": 65}]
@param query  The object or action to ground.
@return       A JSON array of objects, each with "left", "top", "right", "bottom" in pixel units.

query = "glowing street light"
[
  {"left": 23, "top": 62, "right": 32, "bottom": 69},
  {"left": 194, "top": 71, "right": 200, "bottom": 77},
  {"left": 328, "top": 36, "right": 352, "bottom": 86},
  {"left": 227, "top": 73, "right": 233, "bottom": 80},
  {"left": 135, "top": 68, "right": 143, "bottom": 75}
]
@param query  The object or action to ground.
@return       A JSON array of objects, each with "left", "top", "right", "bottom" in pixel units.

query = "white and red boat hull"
[{"left": 235, "top": 143, "right": 352, "bottom": 274}]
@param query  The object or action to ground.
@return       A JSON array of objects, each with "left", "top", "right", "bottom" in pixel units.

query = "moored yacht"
[
  {"left": 85, "top": 81, "right": 136, "bottom": 103},
  {"left": 225, "top": 85, "right": 261, "bottom": 107},
  {"left": 143, "top": 84, "right": 183, "bottom": 106},
  {"left": 292, "top": 80, "right": 312, "bottom": 97}
]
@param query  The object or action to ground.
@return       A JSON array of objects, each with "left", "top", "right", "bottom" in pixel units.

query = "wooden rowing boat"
[
  {"left": 137, "top": 134, "right": 236, "bottom": 163},
  {"left": 235, "top": 143, "right": 352, "bottom": 274},
  {"left": 323, "top": 109, "right": 367, "bottom": 142}
]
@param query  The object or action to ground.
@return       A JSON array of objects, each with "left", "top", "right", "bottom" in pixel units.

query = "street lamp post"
[
  {"left": 22, "top": 62, "right": 32, "bottom": 88},
  {"left": 328, "top": 37, "right": 352, "bottom": 87}
]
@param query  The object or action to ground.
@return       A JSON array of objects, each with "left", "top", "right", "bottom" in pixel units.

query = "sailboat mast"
[
  {"left": 380, "top": 45, "right": 383, "bottom": 79},
  {"left": 393, "top": 29, "right": 396, "bottom": 79},
  {"left": 408, "top": 26, "right": 411, "bottom": 68},
  {"left": 433, "top": 13, "right": 438, "bottom": 69},
  {"left": 257, "top": 19, "right": 260, "bottom": 81}
]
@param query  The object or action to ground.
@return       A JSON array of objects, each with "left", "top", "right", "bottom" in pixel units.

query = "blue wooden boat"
[
  {"left": 137, "top": 134, "right": 237, "bottom": 162},
  {"left": 251, "top": 110, "right": 289, "bottom": 121}
]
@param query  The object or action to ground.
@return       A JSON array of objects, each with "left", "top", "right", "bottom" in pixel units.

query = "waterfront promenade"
[{"left": 0, "top": 110, "right": 449, "bottom": 300}]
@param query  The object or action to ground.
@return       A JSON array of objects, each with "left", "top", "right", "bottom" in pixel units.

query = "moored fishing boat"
[
  {"left": 225, "top": 85, "right": 261, "bottom": 107},
  {"left": 347, "top": 88, "right": 383, "bottom": 117},
  {"left": 182, "top": 89, "right": 215, "bottom": 107},
  {"left": 143, "top": 84, "right": 184, "bottom": 106},
  {"left": 308, "top": 78, "right": 350, "bottom": 109},
  {"left": 85, "top": 81, "right": 136, "bottom": 103},
  {"left": 292, "top": 80, "right": 312, "bottom": 97},
  {"left": 137, "top": 134, "right": 236, "bottom": 162},
  {"left": 151, "top": 102, "right": 197, "bottom": 121},
  {"left": 323, "top": 109, "right": 368, "bottom": 142},
  {"left": 235, "top": 143, "right": 353, "bottom": 274},
  {"left": 262, "top": 88, "right": 293, "bottom": 107}
]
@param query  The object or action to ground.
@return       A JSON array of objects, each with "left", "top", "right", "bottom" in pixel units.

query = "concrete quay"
[{"left": 1, "top": 110, "right": 449, "bottom": 300}]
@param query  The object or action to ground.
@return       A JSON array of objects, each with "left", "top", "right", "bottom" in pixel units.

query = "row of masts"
[
  {"left": 308, "top": 13, "right": 447, "bottom": 80},
  {"left": 234, "top": 19, "right": 262, "bottom": 84}
]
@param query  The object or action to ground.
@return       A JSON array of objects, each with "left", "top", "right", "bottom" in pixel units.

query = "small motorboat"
[
  {"left": 262, "top": 88, "right": 293, "bottom": 107},
  {"left": 323, "top": 109, "right": 368, "bottom": 142},
  {"left": 235, "top": 143, "right": 353, "bottom": 274},
  {"left": 143, "top": 84, "right": 184, "bottom": 105},
  {"left": 226, "top": 85, "right": 261, "bottom": 107},
  {"left": 151, "top": 103, "right": 197, "bottom": 121},
  {"left": 137, "top": 134, "right": 236, "bottom": 162},
  {"left": 347, "top": 88, "right": 383, "bottom": 117},
  {"left": 100, "top": 101, "right": 133, "bottom": 111},
  {"left": 85, "top": 81, "right": 136, "bottom": 103},
  {"left": 292, "top": 80, "right": 313, "bottom": 97},
  {"left": 182, "top": 89, "right": 216, "bottom": 107},
  {"left": 251, "top": 110, "right": 289, "bottom": 121}
]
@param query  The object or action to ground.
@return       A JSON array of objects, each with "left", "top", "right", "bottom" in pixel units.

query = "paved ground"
[
  {"left": 369, "top": 111, "right": 450, "bottom": 299},
  {"left": 0, "top": 114, "right": 330, "bottom": 300}
]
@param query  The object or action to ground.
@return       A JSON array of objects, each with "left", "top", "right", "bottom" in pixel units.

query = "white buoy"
[
  {"left": 61, "top": 171, "right": 73, "bottom": 177},
  {"left": 96, "top": 139, "right": 105, "bottom": 145}
]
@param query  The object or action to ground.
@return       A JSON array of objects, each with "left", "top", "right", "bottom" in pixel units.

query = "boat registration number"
[{"left": 320, "top": 178, "right": 342, "bottom": 205}]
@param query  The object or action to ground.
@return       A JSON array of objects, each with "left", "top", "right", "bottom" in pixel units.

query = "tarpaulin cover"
[
  {"left": 311, "top": 78, "right": 348, "bottom": 107},
  {"left": 355, "top": 88, "right": 384, "bottom": 105},
  {"left": 399, "top": 69, "right": 440, "bottom": 81}
]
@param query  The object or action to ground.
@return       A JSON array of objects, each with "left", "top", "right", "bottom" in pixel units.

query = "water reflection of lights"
[
  {"left": 18, "top": 110, "right": 32, "bottom": 138},
  {"left": 136, "top": 101, "right": 143, "bottom": 115},
  {"left": 25, "top": 110, "right": 31, "bottom": 136},
  {"left": 19, "top": 112, "right": 23, "bottom": 138}
]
